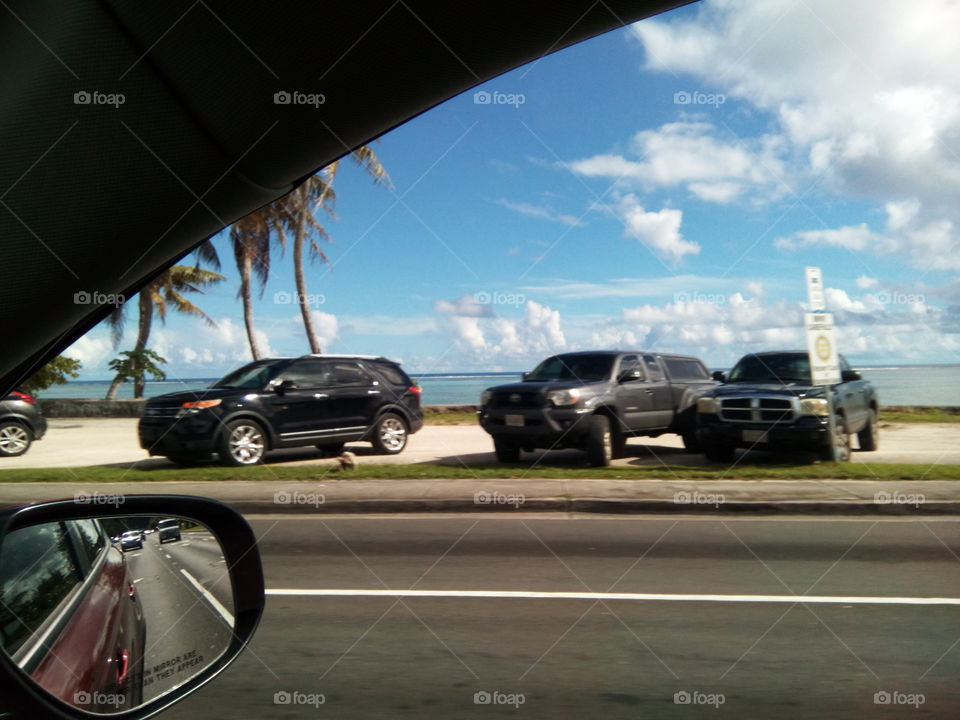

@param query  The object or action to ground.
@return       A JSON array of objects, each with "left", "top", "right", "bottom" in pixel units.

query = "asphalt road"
[
  {"left": 4, "top": 418, "right": 959, "bottom": 469},
  {"left": 122, "top": 528, "right": 235, "bottom": 701},
  {"left": 165, "top": 515, "right": 960, "bottom": 718}
]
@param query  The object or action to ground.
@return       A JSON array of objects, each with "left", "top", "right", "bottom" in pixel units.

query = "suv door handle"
[
  {"left": 367, "top": 390, "right": 381, "bottom": 395},
  {"left": 644, "top": 389, "right": 654, "bottom": 395},
  {"left": 313, "top": 393, "right": 329, "bottom": 399}
]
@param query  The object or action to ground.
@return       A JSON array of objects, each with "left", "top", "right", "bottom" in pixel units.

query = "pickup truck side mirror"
[
  {"left": 618, "top": 368, "right": 642, "bottom": 383},
  {"left": 841, "top": 369, "right": 861, "bottom": 382},
  {"left": 711, "top": 371, "right": 726, "bottom": 382}
]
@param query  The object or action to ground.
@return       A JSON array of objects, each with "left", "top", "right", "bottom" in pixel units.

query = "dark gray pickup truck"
[
  {"left": 478, "top": 351, "right": 715, "bottom": 466},
  {"left": 696, "top": 350, "right": 879, "bottom": 462}
]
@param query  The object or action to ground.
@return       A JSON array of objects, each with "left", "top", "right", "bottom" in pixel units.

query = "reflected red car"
[{"left": 0, "top": 518, "right": 145, "bottom": 712}]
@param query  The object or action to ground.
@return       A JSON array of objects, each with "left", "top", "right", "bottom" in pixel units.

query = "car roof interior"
[{"left": 0, "top": 0, "right": 693, "bottom": 395}]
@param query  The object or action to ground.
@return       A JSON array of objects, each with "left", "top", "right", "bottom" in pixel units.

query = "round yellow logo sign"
[{"left": 815, "top": 334, "right": 831, "bottom": 361}]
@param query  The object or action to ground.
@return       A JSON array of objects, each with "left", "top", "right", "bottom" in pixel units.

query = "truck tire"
[
  {"left": 586, "top": 415, "right": 613, "bottom": 467},
  {"left": 818, "top": 415, "right": 850, "bottom": 462},
  {"left": 703, "top": 442, "right": 735, "bottom": 463},
  {"left": 682, "top": 430, "right": 702, "bottom": 453},
  {"left": 856, "top": 409, "right": 879, "bottom": 451},
  {"left": 493, "top": 438, "right": 520, "bottom": 463}
]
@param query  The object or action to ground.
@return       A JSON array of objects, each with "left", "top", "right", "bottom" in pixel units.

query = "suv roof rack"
[{"left": 298, "top": 353, "right": 394, "bottom": 361}]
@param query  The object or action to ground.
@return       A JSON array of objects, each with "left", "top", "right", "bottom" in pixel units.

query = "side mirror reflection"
[{"left": 0, "top": 513, "right": 236, "bottom": 715}]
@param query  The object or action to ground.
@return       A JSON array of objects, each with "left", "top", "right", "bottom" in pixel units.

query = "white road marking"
[
  {"left": 180, "top": 569, "right": 235, "bottom": 626},
  {"left": 265, "top": 589, "right": 960, "bottom": 605}
]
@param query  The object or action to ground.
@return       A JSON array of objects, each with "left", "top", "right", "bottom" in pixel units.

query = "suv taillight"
[
  {"left": 409, "top": 385, "right": 421, "bottom": 397},
  {"left": 11, "top": 391, "right": 35, "bottom": 405}
]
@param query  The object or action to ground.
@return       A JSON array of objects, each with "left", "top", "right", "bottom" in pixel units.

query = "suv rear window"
[
  {"left": 371, "top": 361, "right": 411, "bottom": 386},
  {"left": 664, "top": 357, "right": 710, "bottom": 380}
]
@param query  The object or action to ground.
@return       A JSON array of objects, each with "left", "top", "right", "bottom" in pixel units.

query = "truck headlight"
[
  {"left": 480, "top": 390, "right": 492, "bottom": 406},
  {"left": 800, "top": 398, "right": 829, "bottom": 416},
  {"left": 697, "top": 397, "right": 719, "bottom": 414},
  {"left": 547, "top": 388, "right": 581, "bottom": 407}
]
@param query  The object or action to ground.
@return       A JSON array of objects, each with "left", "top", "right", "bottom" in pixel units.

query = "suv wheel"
[
  {"left": 219, "top": 419, "right": 267, "bottom": 466},
  {"left": 857, "top": 409, "right": 879, "bottom": 451},
  {"left": 818, "top": 415, "right": 850, "bottom": 462},
  {"left": 0, "top": 422, "right": 32, "bottom": 457},
  {"left": 586, "top": 415, "right": 613, "bottom": 467},
  {"left": 493, "top": 438, "right": 520, "bottom": 463},
  {"left": 372, "top": 413, "right": 408, "bottom": 454},
  {"left": 703, "top": 442, "right": 735, "bottom": 463}
]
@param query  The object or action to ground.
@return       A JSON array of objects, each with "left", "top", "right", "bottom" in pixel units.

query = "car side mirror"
[
  {"left": 0, "top": 495, "right": 264, "bottom": 720},
  {"left": 272, "top": 379, "right": 296, "bottom": 395},
  {"left": 841, "top": 369, "right": 861, "bottom": 382},
  {"left": 618, "top": 368, "right": 642, "bottom": 383},
  {"left": 711, "top": 371, "right": 726, "bottom": 382}
]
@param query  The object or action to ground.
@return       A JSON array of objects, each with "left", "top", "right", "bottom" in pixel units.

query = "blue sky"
[{"left": 68, "top": 0, "right": 960, "bottom": 380}]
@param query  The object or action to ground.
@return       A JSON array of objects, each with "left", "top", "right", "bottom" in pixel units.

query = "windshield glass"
[
  {"left": 727, "top": 354, "right": 812, "bottom": 384},
  {"left": 212, "top": 362, "right": 281, "bottom": 390},
  {"left": 525, "top": 355, "right": 615, "bottom": 382}
]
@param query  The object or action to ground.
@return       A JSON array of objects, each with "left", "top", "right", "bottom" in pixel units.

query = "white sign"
[
  {"left": 805, "top": 266, "right": 825, "bottom": 311},
  {"left": 805, "top": 312, "right": 840, "bottom": 385}
]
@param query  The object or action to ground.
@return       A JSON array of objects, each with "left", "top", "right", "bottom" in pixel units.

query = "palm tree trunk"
[
  {"left": 239, "top": 254, "right": 262, "bottom": 359},
  {"left": 133, "top": 293, "right": 153, "bottom": 398},
  {"left": 105, "top": 376, "right": 123, "bottom": 400},
  {"left": 294, "top": 211, "right": 322, "bottom": 354}
]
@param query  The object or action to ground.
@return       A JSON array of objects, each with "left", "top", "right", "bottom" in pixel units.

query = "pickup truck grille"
[
  {"left": 719, "top": 397, "right": 797, "bottom": 423},
  {"left": 491, "top": 391, "right": 543, "bottom": 409}
]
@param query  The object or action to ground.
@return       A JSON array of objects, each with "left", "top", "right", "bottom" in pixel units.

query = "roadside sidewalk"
[{"left": 0, "top": 478, "right": 956, "bottom": 515}]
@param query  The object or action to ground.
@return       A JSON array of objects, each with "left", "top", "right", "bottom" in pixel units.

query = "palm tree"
[
  {"left": 105, "top": 264, "right": 225, "bottom": 398},
  {"left": 108, "top": 349, "right": 167, "bottom": 398},
  {"left": 230, "top": 208, "right": 285, "bottom": 359},
  {"left": 281, "top": 146, "right": 390, "bottom": 353}
]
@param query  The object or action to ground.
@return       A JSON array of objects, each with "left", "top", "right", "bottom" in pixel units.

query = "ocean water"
[{"left": 34, "top": 366, "right": 960, "bottom": 406}]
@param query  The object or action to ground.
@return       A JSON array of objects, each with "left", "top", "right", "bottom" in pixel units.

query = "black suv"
[
  {"left": 139, "top": 355, "right": 423, "bottom": 466},
  {"left": 0, "top": 390, "right": 47, "bottom": 457},
  {"left": 478, "top": 351, "right": 715, "bottom": 466}
]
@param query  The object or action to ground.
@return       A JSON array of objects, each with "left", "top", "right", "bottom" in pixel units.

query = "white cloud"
[
  {"left": 856, "top": 276, "right": 878, "bottom": 289},
  {"left": 570, "top": 121, "right": 785, "bottom": 204},
  {"left": 631, "top": 0, "right": 960, "bottom": 271},
  {"left": 617, "top": 194, "right": 700, "bottom": 264},
  {"left": 434, "top": 293, "right": 493, "bottom": 318},
  {"left": 433, "top": 297, "right": 566, "bottom": 360},
  {"left": 496, "top": 198, "right": 584, "bottom": 227},
  {"left": 62, "top": 334, "right": 113, "bottom": 371}
]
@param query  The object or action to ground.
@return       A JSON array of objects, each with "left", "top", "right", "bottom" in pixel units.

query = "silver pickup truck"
[{"left": 478, "top": 351, "right": 716, "bottom": 466}]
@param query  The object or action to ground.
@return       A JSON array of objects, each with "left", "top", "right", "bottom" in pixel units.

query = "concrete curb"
[{"left": 229, "top": 498, "right": 960, "bottom": 516}]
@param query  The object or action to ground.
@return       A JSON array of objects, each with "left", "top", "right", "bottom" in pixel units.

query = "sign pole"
[{"left": 804, "top": 268, "right": 842, "bottom": 460}]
